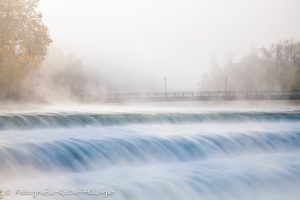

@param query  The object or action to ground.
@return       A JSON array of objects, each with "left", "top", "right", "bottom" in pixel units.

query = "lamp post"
[
  {"left": 164, "top": 76, "right": 167, "bottom": 97},
  {"left": 225, "top": 77, "right": 228, "bottom": 96}
]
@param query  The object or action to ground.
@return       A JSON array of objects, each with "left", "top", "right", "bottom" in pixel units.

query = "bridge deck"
[{"left": 107, "top": 90, "right": 300, "bottom": 102}]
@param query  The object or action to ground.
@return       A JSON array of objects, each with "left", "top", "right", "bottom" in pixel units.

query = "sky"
[{"left": 39, "top": 0, "right": 300, "bottom": 92}]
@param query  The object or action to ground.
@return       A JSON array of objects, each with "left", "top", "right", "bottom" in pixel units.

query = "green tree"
[{"left": 0, "top": 0, "right": 51, "bottom": 100}]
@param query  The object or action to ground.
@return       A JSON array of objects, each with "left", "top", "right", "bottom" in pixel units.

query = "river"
[{"left": 0, "top": 102, "right": 300, "bottom": 200}]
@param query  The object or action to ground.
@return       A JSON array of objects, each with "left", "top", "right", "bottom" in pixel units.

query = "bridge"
[{"left": 107, "top": 90, "right": 300, "bottom": 102}]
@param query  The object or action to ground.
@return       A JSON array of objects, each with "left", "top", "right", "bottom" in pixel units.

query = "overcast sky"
[{"left": 39, "top": 0, "right": 300, "bottom": 91}]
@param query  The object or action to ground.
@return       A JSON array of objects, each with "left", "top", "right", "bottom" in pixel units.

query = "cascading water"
[{"left": 0, "top": 105, "right": 300, "bottom": 200}]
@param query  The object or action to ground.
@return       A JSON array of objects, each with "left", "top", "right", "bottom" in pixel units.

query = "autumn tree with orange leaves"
[{"left": 0, "top": 0, "right": 51, "bottom": 100}]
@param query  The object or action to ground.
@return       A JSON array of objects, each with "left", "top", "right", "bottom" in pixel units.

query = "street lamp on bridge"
[
  {"left": 225, "top": 77, "right": 228, "bottom": 95},
  {"left": 164, "top": 76, "right": 167, "bottom": 97}
]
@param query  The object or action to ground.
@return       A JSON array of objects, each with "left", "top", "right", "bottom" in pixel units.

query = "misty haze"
[{"left": 1, "top": 0, "right": 300, "bottom": 200}]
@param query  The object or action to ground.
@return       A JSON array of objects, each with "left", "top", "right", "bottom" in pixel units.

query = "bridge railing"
[{"left": 109, "top": 90, "right": 300, "bottom": 99}]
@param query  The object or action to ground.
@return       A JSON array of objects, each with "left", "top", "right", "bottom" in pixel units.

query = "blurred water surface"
[{"left": 0, "top": 102, "right": 300, "bottom": 200}]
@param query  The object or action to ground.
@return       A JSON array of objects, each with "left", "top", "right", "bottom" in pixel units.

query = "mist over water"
[
  {"left": 2, "top": 0, "right": 300, "bottom": 199},
  {"left": 0, "top": 103, "right": 300, "bottom": 200},
  {"left": 37, "top": 0, "right": 300, "bottom": 94}
]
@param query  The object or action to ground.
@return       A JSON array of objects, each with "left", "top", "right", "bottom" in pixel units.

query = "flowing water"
[{"left": 0, "top": 103, "right": 300, "bottom": 200}]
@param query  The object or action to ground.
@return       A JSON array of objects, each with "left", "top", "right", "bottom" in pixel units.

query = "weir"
[{"left": 1, "top": 108, "right": 300, "bottom": 200}]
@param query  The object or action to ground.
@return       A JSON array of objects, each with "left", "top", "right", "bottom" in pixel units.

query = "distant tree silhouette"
[{"left": 203, "top": 40, "right": 300, "bottom": 92}]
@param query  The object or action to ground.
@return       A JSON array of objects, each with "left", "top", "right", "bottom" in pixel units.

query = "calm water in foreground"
[{"left": 0, "top": 101, "right": 300, "bottom": 200}]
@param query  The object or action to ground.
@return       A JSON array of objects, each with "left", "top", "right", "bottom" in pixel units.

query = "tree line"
[{"left": 201, "top": 40, "right": 300, "bottom": 92}]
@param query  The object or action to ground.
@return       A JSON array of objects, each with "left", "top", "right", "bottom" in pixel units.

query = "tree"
[
  {"left": 0, "top": 0, "right": 51, "bottom": 100},
  {"left": 204, "top": 40, "right": 300, "bottom": 92}
]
